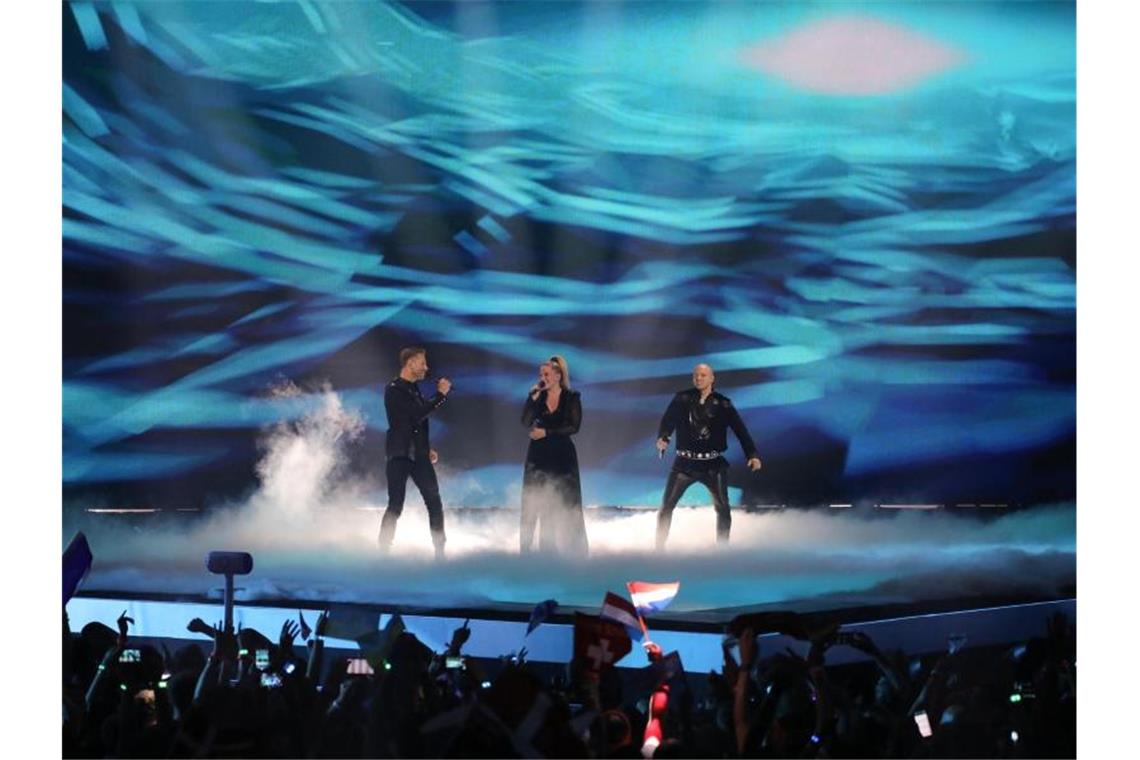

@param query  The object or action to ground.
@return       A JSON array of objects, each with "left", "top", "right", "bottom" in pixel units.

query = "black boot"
[
  {"left": 378, "top": 510, "right": 399, "bottom": 550},
  {"left": 656, "top": 510, "right": 672, "bottom": 551}
]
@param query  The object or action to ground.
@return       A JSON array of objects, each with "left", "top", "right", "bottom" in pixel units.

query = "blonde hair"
[{"left": 547, "top": 355, "right": 571, "bottom": 390}]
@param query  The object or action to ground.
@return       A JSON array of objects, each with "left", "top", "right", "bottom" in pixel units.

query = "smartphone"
[
  {"left": 119, "top": 649, "right": 141, "bottom": 663},
  {"left": 261, "top": 672, "right": 283, "bottom": 688},
  {"left": 445, "top": 656, "right": 464, "bottom": 670},
  {"left": 346, "top": 658, "right": 375, "bottom": 676},
  {"left": 255, "top": 649, "right": 270, "bottom": 670},
  {"left": 913, "top": 711, "right": 933, "bottom": 738}
]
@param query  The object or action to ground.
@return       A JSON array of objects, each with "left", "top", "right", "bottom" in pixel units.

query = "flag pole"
[{"left": 626, "top": 581, "right": 651, "bottom": 641}]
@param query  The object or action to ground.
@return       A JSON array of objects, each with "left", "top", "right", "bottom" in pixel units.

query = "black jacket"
[
  {"left": 384, "top": 377, "right": 447, "bottom": 460},
  {"left": 522, "top": 389, "right": 582, "bottom": 436},
  {"left": 657, "top": 388, "right": 759, "bottom": 460}
]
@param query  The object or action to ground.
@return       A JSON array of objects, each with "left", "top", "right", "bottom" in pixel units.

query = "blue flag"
[
  {"left": 63, "top": 532, "right": 93, "bottom": 606},
  {"left": 526, "top": 599, "right": 558, "bottom": 635},
  {"left": 325, "top": 605, "right": 380, "bottom": 641},
  {"left": 357, "top": 614, "right": 405, "bottom": 669}
]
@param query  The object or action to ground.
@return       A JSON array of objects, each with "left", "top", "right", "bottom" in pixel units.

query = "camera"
[
  {"left": 261, "top": 672, "right": 283, "bottom": 688},
  {"left": 445, "top": 656, "right": 464, "bottom": 670},
  {"left": 255, "top": 649, "right": 270, "bottom": 670}
]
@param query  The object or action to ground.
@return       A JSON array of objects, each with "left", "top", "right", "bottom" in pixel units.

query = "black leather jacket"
[
  {"left": 657, "top": 388, "right": 759, "bottom": 460},
  {"left": 384, "top": 377, "right": 447, "bottom": 460}
]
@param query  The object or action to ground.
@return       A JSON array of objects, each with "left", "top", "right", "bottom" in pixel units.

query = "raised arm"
[{"left": 385, "top": 383, "right": 447, "bottom": 427}]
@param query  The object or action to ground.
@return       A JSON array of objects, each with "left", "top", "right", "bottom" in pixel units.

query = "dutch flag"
[
  {"left": 599, "top": 591, "right": 644, "bottom": 640},
  {"left": 626, "top": 580, "right": 680, "bottom": 615}
]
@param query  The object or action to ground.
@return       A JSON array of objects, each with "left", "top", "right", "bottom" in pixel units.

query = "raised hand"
[
  {"left": 838, "top": 630, "right": 876, "bottom": 652},
  {"left": 747, "top": 457, "right": 762, "bottom": 472},
  {"left": 298, "top": 610, "right": 312, "bottom": 641},
  {"left": 429, "top": 448, "right": 440, "bottom": 465},
  {"left": 436, "top": 377, "right": 452, "bottom": 395},
  {"left": 738, "top": 626, "right": 757, "bottom": 669},
  {"left": 116, "top": 610, "right": 134, "bottom": 649},
  {"left": 643, "top": 640, "right": 663, "bottom": 663},
  {"left": 656, "top": 438, "right": 669, "bottom": 454},
  {"left": 448, "top": 619, "right": 472, "bottom": 654},
  {"left": 314, "top": 610, "right": 330, "bottom": 639},
  {"left": 187, "top": 617, "right": 216, "bottom": 639},
  {"left": 721, "top": 639, "right": 740, "bottom": 683},
  {"left": 279, "top": 619, "right": 301, "bottom": 653},
  {"left": 211, "top": 622, "right": 238, "bottom": 662}
]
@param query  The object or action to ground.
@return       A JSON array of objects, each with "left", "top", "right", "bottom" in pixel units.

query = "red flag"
[{"left": 573, "top": 612, "right": 632, "bottom": 675}]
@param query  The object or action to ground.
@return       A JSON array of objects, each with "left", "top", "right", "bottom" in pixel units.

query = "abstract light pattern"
[{"left": 62, "top": 1, "right": 1075, "bottom": 508}]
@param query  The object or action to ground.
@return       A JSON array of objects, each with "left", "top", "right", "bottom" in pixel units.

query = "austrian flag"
[{"left": 626, "top": 581, "right": 680, "bottom": 615}]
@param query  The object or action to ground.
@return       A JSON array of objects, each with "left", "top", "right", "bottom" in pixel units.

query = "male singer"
[
  {"left": 378, "top": 346, "right": 452, "bottom": 558},
  {"left": 655, "top": 363, "right": 762, "bottom": 548}
]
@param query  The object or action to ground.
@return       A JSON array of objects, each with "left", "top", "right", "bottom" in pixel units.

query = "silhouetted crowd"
[{"left": 62, "top": 605, "right": 1075, "bottom": 758}]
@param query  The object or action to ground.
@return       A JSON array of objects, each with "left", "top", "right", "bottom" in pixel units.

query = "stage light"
[
  {"left": 86, "top": 508, "right": 160, "bottom": 514},
  {"left": 877, "top": 504, "right": 941, "bottom": 510}
]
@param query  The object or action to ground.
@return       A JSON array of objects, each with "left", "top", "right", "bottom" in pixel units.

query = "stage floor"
[{"left": 66, "top": 502, "right": 1075, "bottom": 625}]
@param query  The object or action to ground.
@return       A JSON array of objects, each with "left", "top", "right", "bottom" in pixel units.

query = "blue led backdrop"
[{"left": 62, "top": 1, "right": 1075, "bottom": 509}]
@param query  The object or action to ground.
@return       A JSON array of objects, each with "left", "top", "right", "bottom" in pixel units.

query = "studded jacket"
[
  {"left": 657, "top": 388, "right": 759, "bottom": 460},
  {"left": 384, "top": 377, "right": 447, "bottom": 460}
]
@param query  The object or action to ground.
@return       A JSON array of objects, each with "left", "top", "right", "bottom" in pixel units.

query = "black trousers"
[
  {"left": 656, "top": 466, "right": 732, "bottom": 548},
  {"left": 379, "top": 456, "right": 445, "bottom": 551}
]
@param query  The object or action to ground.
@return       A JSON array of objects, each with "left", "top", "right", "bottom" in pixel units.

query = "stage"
[{"left": 65, "top": 502, "right": 1075, "bottom": 672}]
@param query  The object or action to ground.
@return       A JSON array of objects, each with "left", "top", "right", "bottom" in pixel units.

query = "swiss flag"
[{"left": 572, "top": 612, "right": 632, "bottom": 675}]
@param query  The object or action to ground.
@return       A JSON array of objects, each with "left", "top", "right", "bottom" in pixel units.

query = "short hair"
[
  {"left": 398, "top": 346, "right": 426, "bottom": 369},
  {"left": 548, "top": 354, "right": 571, "bottom": 390}
]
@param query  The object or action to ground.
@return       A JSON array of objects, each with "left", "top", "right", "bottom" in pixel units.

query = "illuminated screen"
[{"left": 62, "top": 1, "right": 1075, "bottom": 509}]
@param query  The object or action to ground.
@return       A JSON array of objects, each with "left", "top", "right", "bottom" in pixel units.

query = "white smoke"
[
  {"left": 67, "top": 385, "right": 1076, "bottom": 613},
  {"left": 249, "top": 380, "right": 366, "bottom": 522}
]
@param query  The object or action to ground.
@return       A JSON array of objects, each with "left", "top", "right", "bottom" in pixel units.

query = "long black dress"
[{"left": 520, "top": 388, "right": 589, "bottom": 555}]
